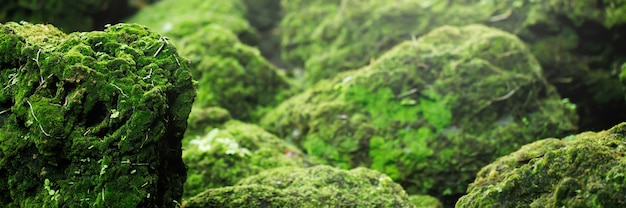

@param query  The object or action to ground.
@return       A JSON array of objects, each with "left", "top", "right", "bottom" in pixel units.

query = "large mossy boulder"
[
  {"left": 182, "top": 119, "right": 311, "bottom": 198},
  {"left": 0, "top": 22, "right": 195, "bottom": 207},
  {"left": 280, "top": 0, "right": 626, "bottom": 129},
  {"left": 261, "top": 24, "right": 578, "bottom": 202},
  {"left": 184, "top": 165, "right": 419, "bottom": 207},
  {"left": 129, "top": 0, "right": 292, "bottom": 121},
  {"left": 456, "top": 122, "right": 626, "bottom": 207}
]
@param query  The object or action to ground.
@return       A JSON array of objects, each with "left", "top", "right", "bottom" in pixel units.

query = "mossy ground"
[
  {"left": 184, "top": 165, "right": 418, "bottom": 208},
  {"left": 456, "top": 122, "right": 626, "bottom": 207},
  {"left": 262, "top": 24, "right": 578, "bottom": 203},
  {"left": 0, "top": 22, "right": 195, "bottom": 207}
]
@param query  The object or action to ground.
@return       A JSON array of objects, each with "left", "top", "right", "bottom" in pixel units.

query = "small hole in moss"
[
  {"left": 46, "top": 75, "right": 61, "bottom": 97},
  {"left": 85, "top": 101, "right": 107, "bottom": 127}
]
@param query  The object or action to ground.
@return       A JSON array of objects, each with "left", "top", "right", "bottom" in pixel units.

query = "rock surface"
[
  {"left": 262, "top": 24, "right": 578, "bottom": 201},
  {"left": 0, "top": 22, "right": 195, "bottom": 207},
  {"left": 457, "top": 122, "right": 626, "bottom": 207}
]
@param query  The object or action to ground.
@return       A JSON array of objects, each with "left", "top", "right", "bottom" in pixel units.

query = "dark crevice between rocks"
[
  {"left": 534, "top": 16, "right": 626, "bottom": 132},
  {"left": 568, "top": 20, "right": 626, "bottom": 132}
]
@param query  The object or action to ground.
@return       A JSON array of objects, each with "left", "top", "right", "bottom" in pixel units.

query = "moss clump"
[
  {"left": 261, "top": 24, "right": 578, "bottom": 203},
  {"left": 457, "top": 122, "right": 626, "bottom": 207},
  {"left": 128, "top": 0, "right": 292, "bottom": 121},
  {"left": 182, "top": 120, "right": 311, "bottom": 198},
  {"left": 279, "top": 0, "right": 494, "bottom": 84},
  {"left": 410, "top": 195, "right": 443, "bottom": 208},
  {"left": 126, "top": 0, "right": 257, "bottom": 45},
  {"left": 0, "top": 22, "right": 195, "bottom": 207},
  {"left": 184, "top": 165, "right": 415, "bottom": 207},
  {"left": 280, "top": 0, "right": 626, "bottom": 130},
  {"left": 178, "top": 25, "right": 293, "bottom": 121}
]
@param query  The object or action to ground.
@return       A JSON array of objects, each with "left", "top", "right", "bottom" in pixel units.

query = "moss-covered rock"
[
  {"left": 410, "top": 195, "right": 444, "bottom": 208},
  {"left": 184, "top": 165, "right": 415, "bottom": 207},
  {"left": 261, "top": 24, "right": 578, "bottom": 202},
  {"left": 177, "top": 25, "right": 293, "bottom": 121},
  {"left": 182, "top": 120, "right": 311, "bottom": 198},
  {"left": 0, "top": 22, "right": 195, "bottom": 207},
  {"left": 280, "top": 0, "right": 626, "bottom": 130},
  {"left": 456, "top": 122, "right": 626, "bottom": 207},
  {"left": 129, "top": 0, "right": 292, "bottom": 121},
  {"left": 126, "top": 0, "right": 257, "bottom": 45}
]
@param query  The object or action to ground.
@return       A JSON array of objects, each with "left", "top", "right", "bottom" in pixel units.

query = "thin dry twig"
[
  {"left": 26, "top": 100, "right": 51, "bottom": 137},
  {"left": 109, "top": 83, "right": 128, "bottom": 97}
]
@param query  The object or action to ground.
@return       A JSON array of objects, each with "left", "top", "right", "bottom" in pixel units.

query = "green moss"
[
  {"left": 279, "top": 0, "right": 494, "bottom": 84},
  {"left": 182, "top": 120, "right": 311, "bottom": 199},
  {"left": 126, "top": 0, "right": 257, "bottom": 45},
  {"left": 184, "top": 165, "right": 415, "bottom": 207},
  {"left": 456, "top": 122, "right": 626, "bottom": 207},
  {"left": 0, "top": 22, "right": 195, "bottom": 207},
  {"left": 261, "top": 25, "right": 578, "bottom": 202},
  {"left": 129, "top": 0, "right": 292, "bottom": 121},
  {"left": 410, "top": 195, "right": 443, "bottom": 208},
  {"left": 178, "top": 25, "right": 293, "bottom": 121},
  {"left": 280, "top": 0, "right": 626, "bottom": 130}
]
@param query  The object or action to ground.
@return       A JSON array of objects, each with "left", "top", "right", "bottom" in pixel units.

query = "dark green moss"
[
  {"left": 456, "top": 122, "right": 626, "bottom": 207},
  {"left": 184, "top": 165, "right": 415, "bottom": 208},
  {"left": 261, "top": 25, "right": 578, "bottom": 203},
  {"left": 0, "top": 22, "right": 195, "bottom": 207}
]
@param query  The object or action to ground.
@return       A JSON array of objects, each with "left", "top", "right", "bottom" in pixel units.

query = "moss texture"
[
  {"left": 128, "top": 0, "right": 292, "bottom": 121},
  {"left": 184, "top": 165, "right": 416, "bottom": 207},
  {"left": 177, "top": 25, "right": 293, "bottom": 121},
  {"left": 126, "top": 0, "right": 257, "bottom": 45},
  {"left": 410, "top": 195, "right": 444, "bottom": 208},
  {"left": 182, "top": 120, "right": 311, "bottom": 198},
  {"left": 280, "top": 0, "right": 626, "bottom": 130},
  {"left": 456, "top": 122, "right": 626, "bottom": 207},
  {"left": 261, "top": 24, "right": 578, "bottom": 202},
  {"left": 0, "top": 22, "right": 195, "bottom": 207}
]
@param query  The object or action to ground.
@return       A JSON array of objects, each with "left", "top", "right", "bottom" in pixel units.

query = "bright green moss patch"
[
  {"left": 182, "top": 120, "right": 311, "bottom": 198},
  {"left": 184, "top": 165, "right": 415, "bottom": 207},
  {"left": 261, "top": 24, "right": 578, "bottom": 202},
  {"left": 457, "top": 122, "right": 626, "bottom": 207},
  {"left": 280, "top": 0, "right": 626, "bottom": 130},
  {"left": 0, "top": 22, "right": 195, "bottom": 207}
]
